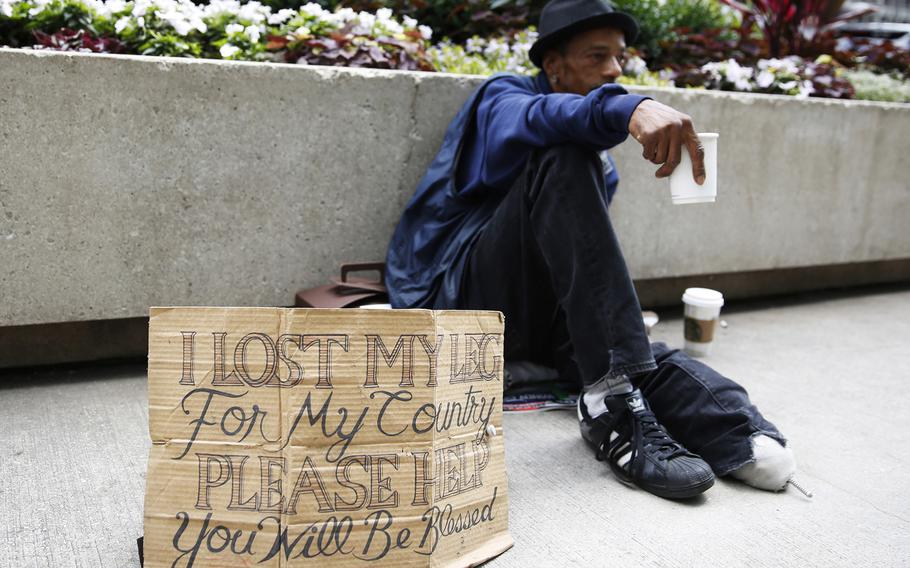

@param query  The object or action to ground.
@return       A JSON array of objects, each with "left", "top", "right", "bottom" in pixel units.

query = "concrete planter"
[{"left": 1, "top": 48, "right": 908, "bottom": 328}]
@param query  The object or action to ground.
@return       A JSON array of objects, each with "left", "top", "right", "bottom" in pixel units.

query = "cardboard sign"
[{"left": 144, "top": 307, "right": 512, "bottom": 567}]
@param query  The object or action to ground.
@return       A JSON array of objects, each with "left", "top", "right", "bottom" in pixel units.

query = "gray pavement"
[{"left": 2, "top": 285, "right": 910, "bottom": 567}]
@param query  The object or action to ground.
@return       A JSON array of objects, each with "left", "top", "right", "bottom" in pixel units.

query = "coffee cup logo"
[{"left": 684, "top": 317, "right": 716, "bottom": 343}]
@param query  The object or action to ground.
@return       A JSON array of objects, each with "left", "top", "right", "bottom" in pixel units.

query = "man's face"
[{"left": 543, "top": 26, "right": 627, "bottom": 95}]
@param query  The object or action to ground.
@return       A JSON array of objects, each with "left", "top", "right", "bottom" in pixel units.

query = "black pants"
[{"left": 456, "top": 145, "right": 785, "bottom": 475}]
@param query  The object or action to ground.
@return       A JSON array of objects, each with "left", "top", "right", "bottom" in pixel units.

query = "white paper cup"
[
  {"left": 670, "top": 132, "right": 718, "bottom": 205},
  {"left": 682, "top": 287, "right": 724, "bottom": 356}
]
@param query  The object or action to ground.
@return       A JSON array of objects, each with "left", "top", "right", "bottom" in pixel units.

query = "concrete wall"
[{"left": 1, "top": 48, "right": 908, "bottom": 327}]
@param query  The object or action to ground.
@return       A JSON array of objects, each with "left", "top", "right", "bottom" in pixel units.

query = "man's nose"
[{"left": 603, "top": 57, "right": 622, "bottom": 81}]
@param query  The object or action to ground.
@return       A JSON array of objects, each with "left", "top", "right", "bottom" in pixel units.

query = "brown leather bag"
[{"left": 294, "top": 262, "right": 389, "bottom": 308}]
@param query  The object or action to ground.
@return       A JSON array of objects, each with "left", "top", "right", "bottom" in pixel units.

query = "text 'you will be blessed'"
[{"left": 160, "top": 330, "right": 505, "bottom": 566}]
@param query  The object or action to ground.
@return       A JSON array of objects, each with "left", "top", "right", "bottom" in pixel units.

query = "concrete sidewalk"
[{"left": 2, "top": 285, "right": 909, "bottom": 567}]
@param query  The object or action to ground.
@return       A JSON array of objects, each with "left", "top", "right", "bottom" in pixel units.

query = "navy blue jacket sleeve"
[{"left": 475, "top": 77, "right": 650, "bottom": 189}]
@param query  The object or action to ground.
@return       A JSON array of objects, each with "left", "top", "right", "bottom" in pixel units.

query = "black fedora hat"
[{"left": 529, "top": 0, "right": 639, "bottom": 68}]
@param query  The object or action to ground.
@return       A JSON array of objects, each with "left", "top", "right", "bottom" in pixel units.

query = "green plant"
[
  {"left": 718, "top": 0, "right": 876, "bottom": 58},
  {"left": 1, "top": 0, "right": 434, "bottom": 68},
  {"left": 263, "top": 4, "right": 434, "bottom": 69},
  {"left": 672, "top": 54, "right": 855, "bottom": 98},
  {"left": 31, "top": 26, "right": 126, "bottom": 51},
  {"left": 612, "top": 0, "right": 740, "bottom": 59},
  {"left": 25, "top": 0, "right": 96, "bottom": 33},
  {"left": 829, "top": 34, "right": 910, "bottom": 80},
  {"left": 1, "top": 0, "right": 97, "bottom": 47},
  {"left": 138, "top": 29, "right": 203, "bottom": 55},
  {"left": 844, "top": 68, "right": 910, "bottom": 103},
  {"left": 650, "top": 26, "right": 763, "bottom": 70},
  {"left": 616, "top": 68, "right": 672, "bottom": 87},
  {"left": 262, "top": 0, "right": 534, "bottom": 42},
  {"left": 428, "top": 27, "right": 536, "bottom": 74}
]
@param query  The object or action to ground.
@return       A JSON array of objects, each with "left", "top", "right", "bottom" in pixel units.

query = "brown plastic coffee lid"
[{"left": 682, "top": 287, "right": 724, "bottom": 308}]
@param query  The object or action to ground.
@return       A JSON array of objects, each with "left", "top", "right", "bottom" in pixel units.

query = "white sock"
[
  {"left": 730, "top": 434, "right": 796, "bottom": 491},
  {"left": 581, "top": 374, "right": 633, "bottom": 418}
]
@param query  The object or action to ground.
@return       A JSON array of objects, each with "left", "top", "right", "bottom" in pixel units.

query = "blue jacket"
[{"left": 386, "top": 72, "right": 650, "bottom": 309}]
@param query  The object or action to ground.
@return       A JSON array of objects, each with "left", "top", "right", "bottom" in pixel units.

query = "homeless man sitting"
[{"left": 385, "top": 0, "right": 796, "bottom": 500}]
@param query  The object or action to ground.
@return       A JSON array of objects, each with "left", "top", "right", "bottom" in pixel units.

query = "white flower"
[
  {"left": 106, "top": 0, "right": 127, "bottom": 14},
  {"left": 402, "top": 16, "right": 417, "bottom": 29},
  {"left": 237, "top": 0, "right": 267, "bottom": 23},
  {"left": 624, "top": 55, "right": 648, "bottom": 77},
  {"left": 418, "top": 25, "right": 432, "bottom": 40},
  {"left": 220, "top": 43, "right": 240, "bottom": 58},
  {"left": 190, "top": 16, "right": 207, "bottom": 34},
  {"left": 376, "top": 7, "right": 393, "bottom": 21},
  {"left": 204, "top": 0, "right": 241, "bottom": 19},
  {"left": 796, "top": 79, "right": 815, "bottom": 98},
  {"left": 736, "top": 79, "right": 753, "bottom": 91},
  {"left": 779, "top": 80, "right": 798, "bottom": 91},
  {"left": 1, "top": 1, "right": 11, "bottom": 18},
  {"left": 723, "top": 59, "right": 754, "bottom": 90},
  {"left": 114, "top": 16, "right": 131, "bottom": 33},
  {"left": 294, "top": 26, "right": 311, "bottom": 37},
  {"left": 383, "top": 20, "right": 404, "bottom": 35},
  {"left": 175, "top": 19, "right": 194, "bottom": 36},
  {"left": 268, "top": 8, "right": 296, "bottom": 25},
  {"left": 334, "top": 7, "right": 356, "bottom": 22},
  {"left": 756, "top": 69, "right": 775, "bottom": 88},
  {"left": 84, "top": 0, "right": 105, "bottom": 16},
  {"left": 245, "top": 25, "right": 261, "bottom": 43},
  {"left": 483, "top": 40, "right": 508, "bottom": 59},
  {"left": 699, "top": 61, "right": 724, "bottom": 84},
  {"left": 357, "top": 11, "right": 376, "bottom": 30},
  {"left": 157, "top": 6, "right": 196, "bottom": 37},
  {"left": 29, "top": 0, "right": 55, "bottom": 15},
  {"left": 783, "top": 56, "right": 803, "bottom": 73},
  {"left": 758, "top": 57, "right": 800, "bottom": 76},
  {"left": 137, "top": 16, "right": 145, "bottom": 27},
  {"left": 225, "top": 23, "right": 244, "bottom": 35},
  {"left": 301, "top": 2, "right": 324, "bottom": 18}
]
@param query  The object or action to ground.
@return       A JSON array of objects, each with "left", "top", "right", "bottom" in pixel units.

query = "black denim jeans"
[
  {"left": 457, "top": 144, "right": 657, "bottom": 391},
  {"left": 456, "top": 144, "right": 785, "bottom": 474}
]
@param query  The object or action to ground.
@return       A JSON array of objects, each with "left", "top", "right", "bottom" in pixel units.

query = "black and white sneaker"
[{"left": 579, "top": 388, "right": 715, "bottom": 499}]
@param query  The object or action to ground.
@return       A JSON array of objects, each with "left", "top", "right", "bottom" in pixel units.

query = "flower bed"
[
  {"left": 1, "top": 0, "right": 435, "bottom": 69},
  {"left": 2, "top": 0, "right": 909, "bottom": 102},
  {"left": 428, "top": 28, "right": 536, "bottom": 76}
]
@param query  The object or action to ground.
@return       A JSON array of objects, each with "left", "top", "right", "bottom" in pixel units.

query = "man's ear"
[{"left": 542, "top": 51, "right": 563, "bottom": 81}]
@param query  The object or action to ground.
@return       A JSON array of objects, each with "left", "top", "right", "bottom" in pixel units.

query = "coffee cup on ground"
[
  {"left": 670, "top": 132, "right": 718, "bottom": 204},
  {"left": 682, "top": 287, "right": 724, "bottom": 357}
]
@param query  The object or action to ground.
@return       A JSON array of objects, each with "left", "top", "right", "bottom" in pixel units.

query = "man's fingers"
[
  {"left": 634, "top": 104, "right": 704, "bottom": 181},
  {"left": 641, "top": 137, "right": 657, "bottom": 162},
  {"left": 683, "top": 126, "right": 706, "bottom": 185},
  {"left": 656, "top": 128, "right": 682, "bottom": 178},
  {"left": 654, "top": 133, "right": 669, "bottom": 166}
]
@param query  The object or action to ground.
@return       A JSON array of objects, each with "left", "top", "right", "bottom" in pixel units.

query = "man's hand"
[{"left": 628, "top": 99, "right": 706, "bottom": 184}]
